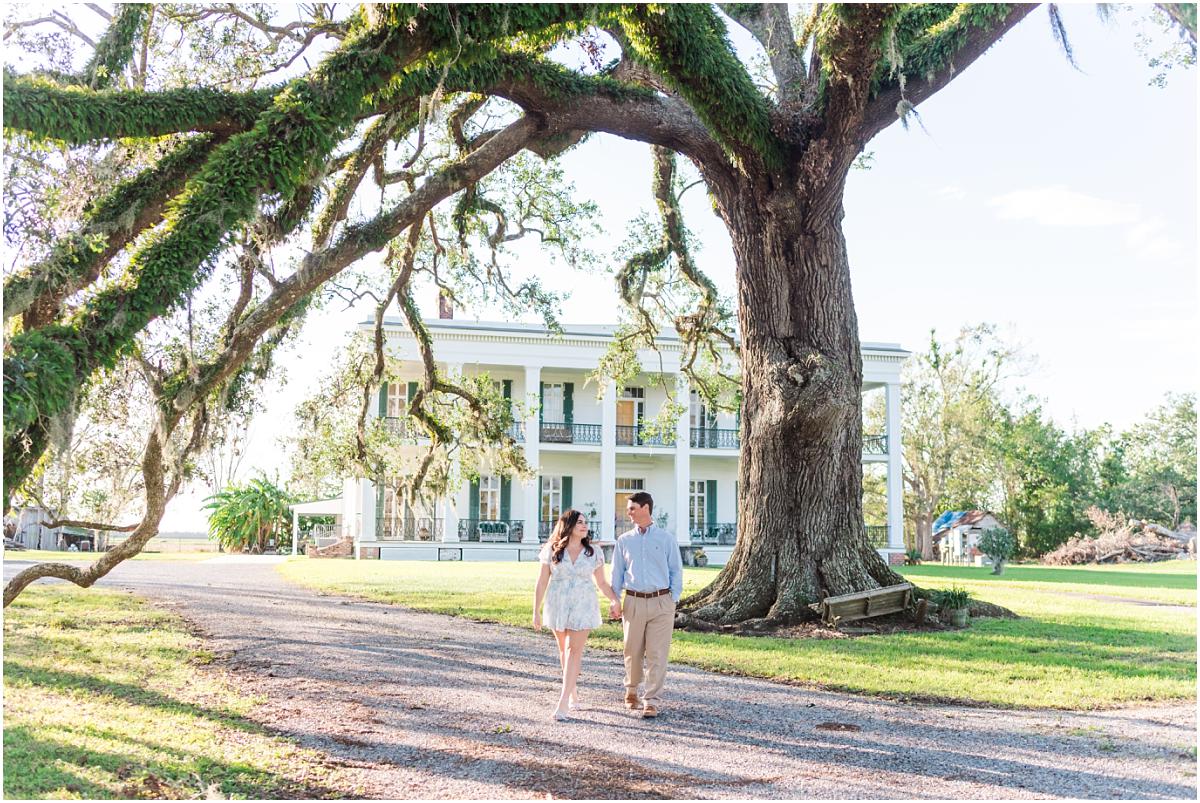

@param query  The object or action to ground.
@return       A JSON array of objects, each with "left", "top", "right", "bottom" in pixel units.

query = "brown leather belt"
[{"left": 625, "top": 588, "right": 671, "bottom": 599}]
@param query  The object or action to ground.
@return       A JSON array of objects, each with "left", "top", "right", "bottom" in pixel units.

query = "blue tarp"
[{"left": 932, "top": 510, "right": 966, "bottom": 533}]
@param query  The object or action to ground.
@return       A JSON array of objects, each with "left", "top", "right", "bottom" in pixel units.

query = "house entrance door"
[{"left": 616, "top": 400, "right": 636, "bottom": 445}]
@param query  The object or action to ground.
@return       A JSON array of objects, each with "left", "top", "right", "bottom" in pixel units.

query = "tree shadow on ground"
[{"left": 2, "top": 725, "right": 347, "bottom": 800}]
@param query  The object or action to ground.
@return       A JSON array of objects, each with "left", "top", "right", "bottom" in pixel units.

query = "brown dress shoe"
[
  {"left": 640, "top": 703, "right": 659, "bottom": 718},
  {"left": 625, "top": 694, "right": 641, "bottom": 710}
]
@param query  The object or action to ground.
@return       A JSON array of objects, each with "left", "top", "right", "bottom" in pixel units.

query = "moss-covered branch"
[
  {"left": 617, "top": 4, "right": 783, "bottom": 168},
  {"left": 4, "top": 135, "right": 219, "bottom": 328},
  {"left": 311, "top": 110, "right": 416, "bottom": 250},
  {"left": 860, "top": 4, "right": 1036, "bottom": 140},
  {"left": 2, "top": 75, "right": 278, "bottom": 144},
  {"left": 80, "top": 3, "right": 151, "bottom": 89},
  {"left": 720, "top": 3, "right": 807, "bottom": 104},
  {"left": 3, "top": 20, "right": 419, "bottom": 503}
]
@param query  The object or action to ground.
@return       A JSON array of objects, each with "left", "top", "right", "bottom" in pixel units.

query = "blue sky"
[{"left": 160, "top": 5, "right": 1197, "bottom": 528}]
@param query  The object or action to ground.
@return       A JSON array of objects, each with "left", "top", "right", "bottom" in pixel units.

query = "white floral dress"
[{"left": 540, "top": 542, "right": 604, "bottom": 631}]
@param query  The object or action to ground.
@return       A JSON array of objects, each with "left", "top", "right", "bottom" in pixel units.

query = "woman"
[{"left": 532, "top": 509, "right": 620, "bottom": 721}]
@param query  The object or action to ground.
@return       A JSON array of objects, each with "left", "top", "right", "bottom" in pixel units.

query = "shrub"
[
  {"left": 205, "top": 476, "right": 295, "bottom": 553},
  {"left": 904, "top": 548, "right": 922, "bottom": 565},
  {"left": 979, "top": 526, "right": 1015, "bottom": 573},
  {"left": 932, "top": 585, "right": 972, "bottom": 611}
]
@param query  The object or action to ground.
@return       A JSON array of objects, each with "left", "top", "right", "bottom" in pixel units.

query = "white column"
[
  {"left": 521, "top": 365, "right": 542, "bottom": 543},
  {"left": 674, "top": 374, "right": 691, "bottom": 546},
  {"left": 886, "top": 381, "right": 904, "bottom": 551},
  {"left": 291, "top": 509, "right": 299, "bottom": 556},
  {"left": 359, "top": 477, "right": 376, "bottom": 559},
  {"left": 442, "top": 363, "right": 464, "bottom": 542},
  {"left": 443, "top": 453, "right": 460, "bottom": 543},
  {"left": 600, "top": 379, "right": 617, "bottom": 541}
]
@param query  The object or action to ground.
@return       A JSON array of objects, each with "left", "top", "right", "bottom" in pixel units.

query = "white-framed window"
[
  {"left": 615, "top": 478, "right": 645, "bottom": 491},
  {"left": 387, "top": 382, "right": 407, "bottom": 418},
  {"left": 541, "top": 476, "right": 562, "bottom": 521},
  {"left": 689, "top": 480, "right": 707, "bottom": 527},
  {"left": 382, "top": 485, "right": 399, "bottom": 520},
  {"left": 479, "top": 475, "right": 501, "bottom": 520},
  {"left": 542, "top": 383, "right": 564, "bottom": 422},
  {"left": 690, "top": 390, "right": 716, "bottom": 428},
  {"left": 621, "top": 386, "right": 645, "bottom": 419}
]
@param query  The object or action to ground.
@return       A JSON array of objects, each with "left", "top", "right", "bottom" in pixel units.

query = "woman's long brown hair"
[{"left": 549, "top": 508, "right": 593, "bottom": 563}]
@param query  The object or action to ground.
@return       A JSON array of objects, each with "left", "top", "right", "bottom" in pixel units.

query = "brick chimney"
[{"left": 438, "top": 293, "right": 453, "bottom": 320}]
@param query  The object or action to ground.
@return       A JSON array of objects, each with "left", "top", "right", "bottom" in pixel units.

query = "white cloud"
[
  {"left": 1124, "top": 217, "right": 1184, "bottom": 261},
  {"left": 988, "top": 185, "right": 1186, "bottom": 261},
  {"left": 988, "top": 184, "right": 1140, "bottom": 227},
  {"left": 936, "top": 185, "right": 967, "bottom": 201}
]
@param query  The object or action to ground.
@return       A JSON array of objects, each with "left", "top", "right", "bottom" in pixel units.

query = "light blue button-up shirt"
[{"left": 610, "top": 523, "right": 684, "bottom": 603}]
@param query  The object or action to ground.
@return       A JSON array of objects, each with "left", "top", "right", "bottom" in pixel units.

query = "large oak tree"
[{"left": 3, "top": 4, "right": 1188, "bottom": 615}]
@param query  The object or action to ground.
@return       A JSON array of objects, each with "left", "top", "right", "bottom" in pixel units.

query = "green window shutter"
[
  {"left": 539, "top": 383, "right": 545, "bottom": 424},
  {"left": 562, "top": 476, "right": 573, "bottom": 510},
  {"left": 377, "top": 384, "right": 388, "bottom": 417},
  {"left": 502, "top": 379, "right": 512, "bottom": 413},
  {"left": 538, "top": 475, "right": 544, "bottom": 521},
  {"left": 469, "top": 479, "right": 480, "bottom": 521},
  {"left": 407, "top": 381, "right": 418, "bottom": 408},
  {"left": 500, "top": 477, "right": 511, "bottom": 521},
  {"left": 375, "top": 479, "right": 385, "bottom": 527},
  {"left": 706, "top": 479, "right": 717, "bottom": 524},
  {"left": 564, "top": 382, "right": 574, "bottom": 425}
]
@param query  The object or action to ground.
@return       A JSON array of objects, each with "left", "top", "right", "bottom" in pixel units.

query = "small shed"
[{"left": 933, "top": 510, "right": 1004, "bottom": 564}]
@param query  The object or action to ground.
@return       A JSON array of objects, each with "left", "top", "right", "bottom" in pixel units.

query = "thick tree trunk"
[
  {"left": 914, "top": 511, "right": 935, "bottom": 561},
  {"left": 681, "top": 186, "right": 904, "bottom": 626}
]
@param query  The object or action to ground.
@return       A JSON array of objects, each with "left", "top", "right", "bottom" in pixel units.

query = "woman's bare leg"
[
  {"left": 553, "top": 629, "right": 567, "bottom": 675},
  {"left": 555, "top": 629, "right": 589, "bottom": 716}
]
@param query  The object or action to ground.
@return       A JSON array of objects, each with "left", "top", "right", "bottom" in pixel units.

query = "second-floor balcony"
[
  {"left": 616, "top": 424, "right": 675, "bottom": 447},
  {"left": 540, "top": 421, "right": 602, "bottom": 444},
  {"left": 385, "top": 414, "right": 887, "bottom": 457},
  {"left": 690, "top": 428, "right": 740, "bottom": 449}
]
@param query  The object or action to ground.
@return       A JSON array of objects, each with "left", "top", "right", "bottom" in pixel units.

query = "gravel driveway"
[{"left": 4, "top": 558, "right": 1196, "bottom": 799}]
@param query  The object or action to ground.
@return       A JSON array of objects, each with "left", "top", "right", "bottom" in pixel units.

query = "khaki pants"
[{"left": 622, "top": 594, "right": 675, "bottom": 704}]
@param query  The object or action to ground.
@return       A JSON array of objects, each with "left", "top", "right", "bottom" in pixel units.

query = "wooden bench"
[{"left": 819, "top": 583, "right": 913, "bottom": 626}]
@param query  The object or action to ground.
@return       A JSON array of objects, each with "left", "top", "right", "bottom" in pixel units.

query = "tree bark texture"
[{"left": 681, "top": 183, "right": 904, "bottom": 625}]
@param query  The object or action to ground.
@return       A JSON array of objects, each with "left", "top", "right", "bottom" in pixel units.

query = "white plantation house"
[{"left": 336, "top": 316, "right": 908, "bottom": 567}]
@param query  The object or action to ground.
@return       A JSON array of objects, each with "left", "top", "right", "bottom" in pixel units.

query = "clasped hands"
[{"left": 608, "top": 599, "right": 622, "bottom": 620}]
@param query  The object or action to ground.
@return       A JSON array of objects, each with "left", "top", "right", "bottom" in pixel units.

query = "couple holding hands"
[{"left": 532, "top": 491, "right": 683, "bottom": 721}]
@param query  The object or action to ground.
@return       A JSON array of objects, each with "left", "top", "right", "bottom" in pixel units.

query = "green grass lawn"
[
  {"left": 3, "top": 586, "right": 354, "bottom": 800},
  {"left": 900, "top": 561, "right": 1197, "bottom": 606},
  {"left": 4, "top": 550, "right": 218, "bottom": 562},
  {"left": 278, "top": 558, "right": 1196, "bottom": 710}
]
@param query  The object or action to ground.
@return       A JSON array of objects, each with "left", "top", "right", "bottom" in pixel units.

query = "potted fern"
[{"left": 933, "top": 586, "right": 972, "bottom": 627}]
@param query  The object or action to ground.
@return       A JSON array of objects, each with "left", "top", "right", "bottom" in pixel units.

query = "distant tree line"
[{"left": 867, "top": 325, "right": 1196, "bottom": 558}]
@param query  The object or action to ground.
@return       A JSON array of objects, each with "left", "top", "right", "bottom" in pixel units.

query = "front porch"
[{"left": 361, "top": 517, "right": 901, "bottom": 566}]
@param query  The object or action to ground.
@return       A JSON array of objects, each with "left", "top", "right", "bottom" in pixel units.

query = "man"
[{"left": 608, "top": 491, "right": 683, "bottom": 719}]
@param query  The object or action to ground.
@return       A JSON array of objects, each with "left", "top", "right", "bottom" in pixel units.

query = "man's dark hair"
[{"left": 628, "top": 491, "right": 654, "bottom": 513}]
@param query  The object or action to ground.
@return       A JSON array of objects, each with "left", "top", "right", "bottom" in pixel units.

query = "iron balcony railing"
[
  {"left": 458, "top": 518, "right": 525, "bottom": 543},
  {"left": 616, "top": 424, "right": 676, "bottom": 447},
  {"left": 538, "top": 519, "right": 557, "bottom": 542},
  {"left": 689, "top": 522, "right": 738, "bottom": 545},
  {"left": 690, "top": 428, "right": 740, "bottom": 449},
  {"left": 539, "top": 421, "right": 602, "bottom": 445},
  {"left": 377, "top": 517, "right": 443, "bottom": 541},
  {"left": 865, "top": 524, "right": 888, "bottom": 548},
  {"left": 506, "top": 422, "right": 525, "bottom": 443},
  {"left": 381, "top": 416, "right": 409, "bottom": 436}
]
